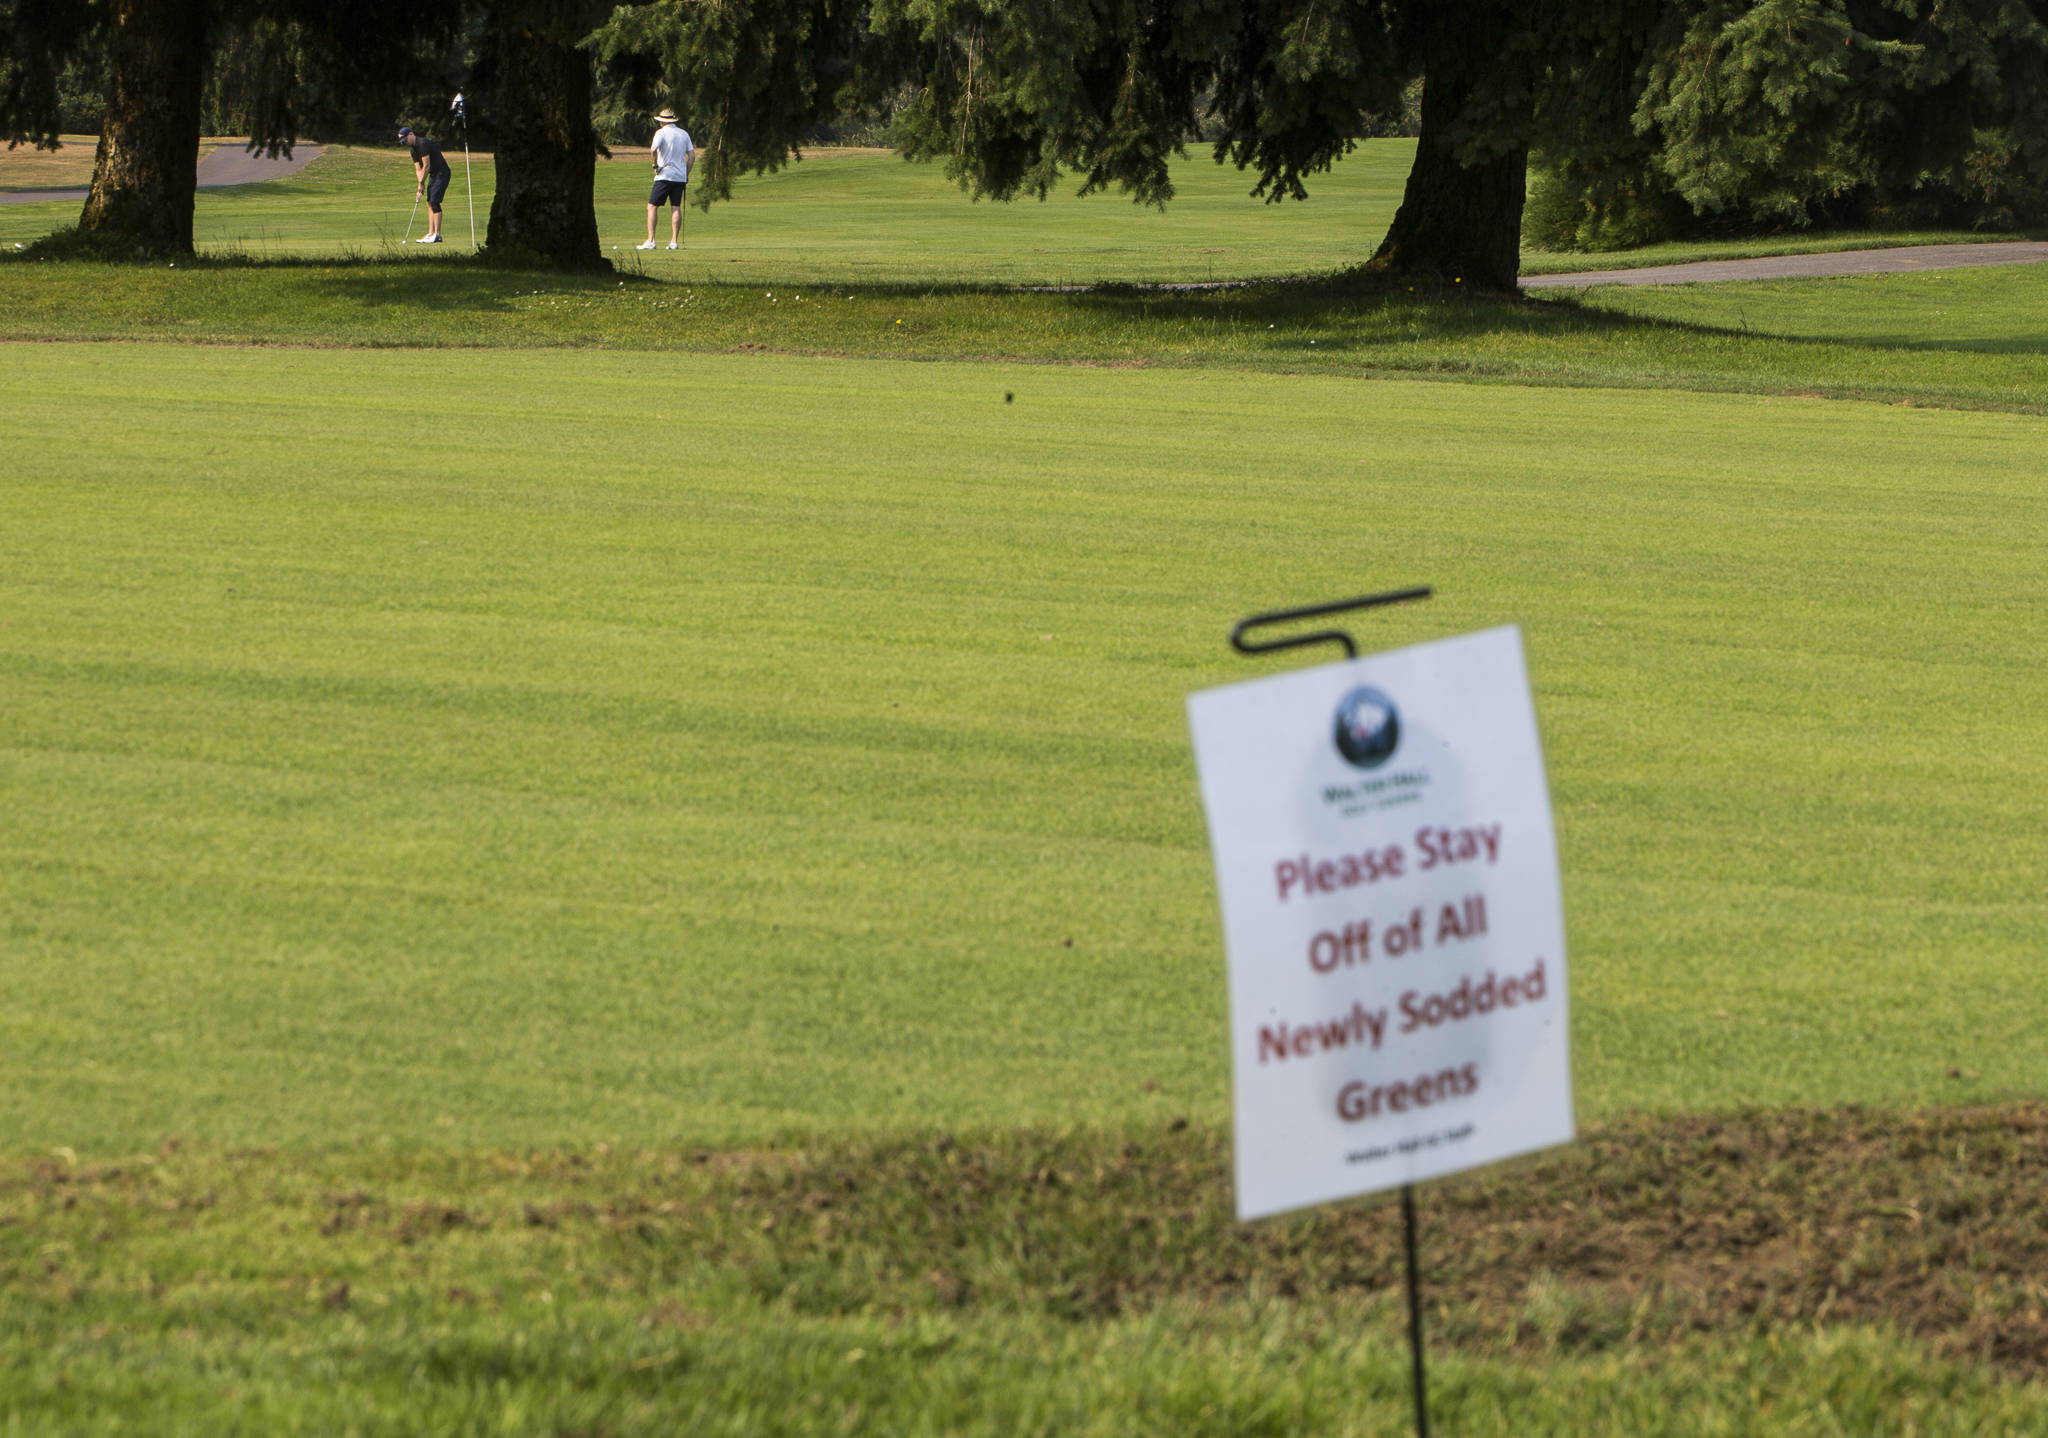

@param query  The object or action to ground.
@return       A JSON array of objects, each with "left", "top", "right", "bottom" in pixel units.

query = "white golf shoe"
[
  {"left": 666, "top": 242, "right": 679, "bottom": 250},
  {"left": 419, "top": 234, "right": 442, "bottom": 244},
  {"left": 636, "top": 240, "right": 657, "bottom": 250}
]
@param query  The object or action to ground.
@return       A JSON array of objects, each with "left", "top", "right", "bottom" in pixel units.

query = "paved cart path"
[
  {"left": 0, "top": 142, "right": 324, "bottom": 206},
  {"left": 1025, "top": 241, "right": 2048, "bottom": 296},
  {"left": 1521, "top": 241, "right": 2048, "bottom": 288}
]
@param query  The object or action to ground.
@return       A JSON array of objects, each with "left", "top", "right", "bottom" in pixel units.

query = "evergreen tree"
[
  {"left": 1371, "top": 5, "right": 1536, "bottom": 289},
  {"left": 589, "top": 0, "right": 865, "bottom": 207},
  {"left": 591, "top": 0, "right": 1663, "bottom": 291},
  {"left": 1, "top": 0, "right": 98, "bottom": 150},
  {"left": 481, "top": 0, "right": 608, "bottom": 268},
  {"left": 78, "top": 0, "right": 209, "bottom": 252},
  {"left": 3, "top": 0, "right": 461, "bottom": 255},
  {"left": 1533, "top": 0, "right": 2048, "bottom": 247}
]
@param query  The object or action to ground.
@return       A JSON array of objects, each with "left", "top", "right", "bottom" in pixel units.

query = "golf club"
[{"left": 402, "top": 191, "right": 420, "bottom": 243}]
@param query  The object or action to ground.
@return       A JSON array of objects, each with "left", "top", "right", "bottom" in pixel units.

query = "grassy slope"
[
  {"left": 5, "top": 342, "right": 2044, "bottom": 1156},
  {"left": 8, "top": 260, "right": 2048, "bottom": 414}
]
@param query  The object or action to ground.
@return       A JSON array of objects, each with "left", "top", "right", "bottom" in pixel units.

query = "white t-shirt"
[{"left": 653, "top": 125, "right": 693, "bottom": 183}]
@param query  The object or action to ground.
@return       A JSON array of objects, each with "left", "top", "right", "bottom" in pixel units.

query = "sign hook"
[{"left": 1228, "top": 587, "right": 1433, "bottom": 661}]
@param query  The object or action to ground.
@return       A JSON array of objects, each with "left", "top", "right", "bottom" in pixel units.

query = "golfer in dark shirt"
[{"left": 399, "top": 126, "right": 451, "bottom": 244}]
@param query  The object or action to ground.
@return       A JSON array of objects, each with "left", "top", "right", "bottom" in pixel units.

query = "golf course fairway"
[{"left": 5, "top": 340, "right": 2043, "bottom": 1154}]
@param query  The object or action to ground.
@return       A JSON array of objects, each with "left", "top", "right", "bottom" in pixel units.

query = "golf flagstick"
[{"left": 452, "top": 92, "right": 476, "bottom": 250}]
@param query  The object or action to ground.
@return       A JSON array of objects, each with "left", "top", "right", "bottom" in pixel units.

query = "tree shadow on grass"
[
  {"left": 1070, "top": 271, "right": 2048, "bottom": 360},
  {"left": 2, "top": 236, "right": 655, "bottom": 316},
  {"left": 1562, "top": 274, "right": 2048, "bottom": 360},
  {"left": 1060, "top": 276, "right": 1686, "bottom": 350},
  {"left": 315, "top": 264, "right": 619, "bottom": 314},
  {"left": 1826, "top": 332, "right": 2048, "bottom": 356},
  {"left": 3, "top": 247, "right": 2041, "bottom": 409}
]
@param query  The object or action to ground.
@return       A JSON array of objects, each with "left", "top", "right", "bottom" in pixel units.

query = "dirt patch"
[
  {"left": 727, "top": 1105, "right": 2048, "bottom": 1376},
  {"left": 1417, "top": 1105, "right": 2048, "bottom": 1374},
  {"left": 9, "top": 1106, "right": 2048, "bottom": 1377}
]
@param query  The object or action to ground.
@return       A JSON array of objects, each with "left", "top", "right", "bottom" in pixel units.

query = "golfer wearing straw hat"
[{"left": 640, "top": 108, "right": 699, "bottom": 251}]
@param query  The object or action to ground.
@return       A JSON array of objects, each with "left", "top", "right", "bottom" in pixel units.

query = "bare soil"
[{"left": 728, "top": 1104, "right": 2048, "bottom": 1376}]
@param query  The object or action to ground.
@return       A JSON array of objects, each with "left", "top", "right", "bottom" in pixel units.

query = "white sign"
[{"left": 1188, "top": 625, "right": 1572, "bottom": 1222}]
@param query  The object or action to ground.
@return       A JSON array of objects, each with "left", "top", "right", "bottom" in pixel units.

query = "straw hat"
[{"left": 653, "top": 108, "right": 679, "bottom": 124}]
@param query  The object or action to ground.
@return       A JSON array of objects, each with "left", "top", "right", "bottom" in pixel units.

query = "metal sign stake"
[
  {"left": 1402, "top": 1181, "right": 1429, "bottom": 1438},
  {"left": 1228, "top": 584, "right": 1436, "bottom": 1438}
]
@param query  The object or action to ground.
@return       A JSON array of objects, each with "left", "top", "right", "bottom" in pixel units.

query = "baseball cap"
[{"left": 397, "top": 125, "right": 415, "bottom": 139}]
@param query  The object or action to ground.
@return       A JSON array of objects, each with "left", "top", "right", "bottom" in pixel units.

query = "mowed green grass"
[
  {"left": 1577, "top": 264, "right": 2048, "bottom": 352},
  {"left": 5, "top": 137, "right": 2048, "bottom": 1432},
  {"left": 0, "top": 141, "right": 1415, "bottom": 283},
  {"left": 10, "top": 256, "right": 2048, "bottom": 415},
  {"left": 3, "top": 137, "right": 2025, "bottom": 279},
  {"left": 4, "top": 341, "right": 2044, "bottom": 1156}
]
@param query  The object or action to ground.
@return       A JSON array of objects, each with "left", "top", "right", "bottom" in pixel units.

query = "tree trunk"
[
  {"left": 79, "top": 0, "right": 208, "bottom": 254},
  {"left": 1371, "top": 42, "right": 1528, "bottom": 292},
  {"left": 485, "top": 2, "right": 602, "bottom": 270}
]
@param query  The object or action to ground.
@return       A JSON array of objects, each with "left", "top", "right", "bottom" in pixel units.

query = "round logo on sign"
[{"left": 1333, "top": 686, "right": 1400, "bottom": 769}]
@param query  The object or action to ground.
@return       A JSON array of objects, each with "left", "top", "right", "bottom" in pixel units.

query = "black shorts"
[
  {"left": 649, "top": 179, "right": 687, "bottom": 207},
  {"left": 425, "top": 171, "right": 450, "bottom": 210}
]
